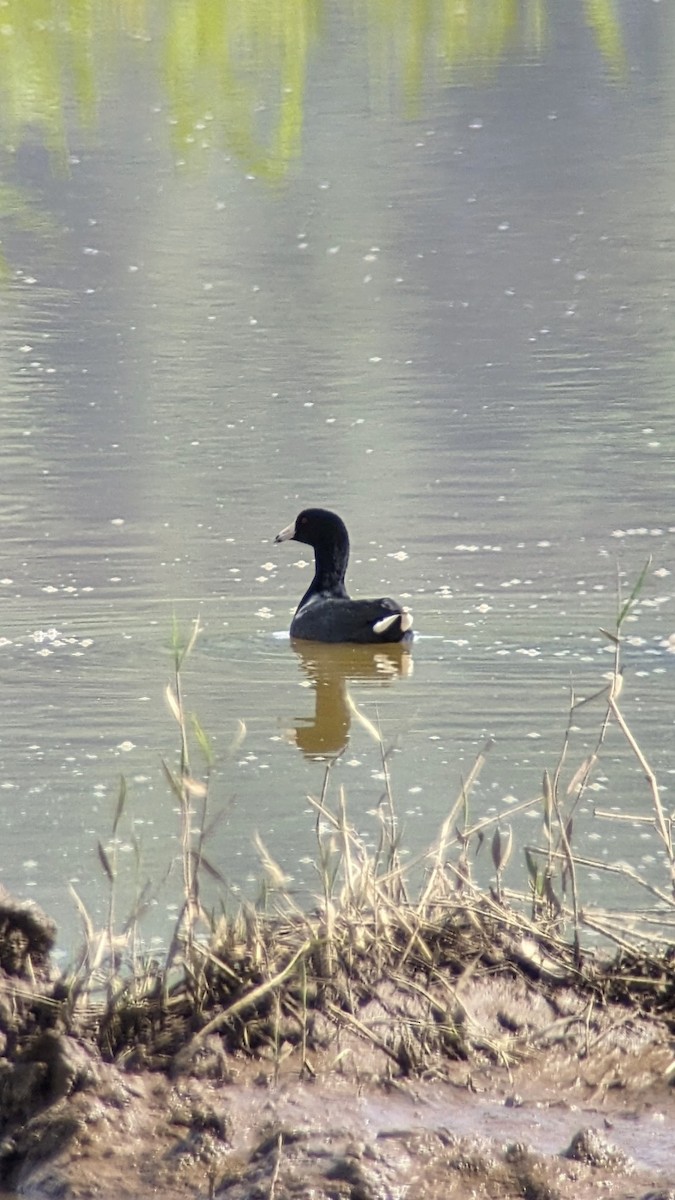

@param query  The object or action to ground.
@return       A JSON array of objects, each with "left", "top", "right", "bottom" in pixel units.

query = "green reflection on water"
[
  {"left": 0, "top": 0, "right": 94, "bottom": 156},
  {"left": 357, "top": 0, "right": 626, "bottom": 114},
  {"left": 583, "top": 0, "right": 626, "bottom": 78},
  {"left": 0, "top": 0, "right": 626, "bottom": 184},
  {"left": 162, "top": 0, "right": 319, "bottom": 182}
]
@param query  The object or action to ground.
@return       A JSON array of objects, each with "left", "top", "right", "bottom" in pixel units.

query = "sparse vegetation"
[{"left": 9, "top": 563, "right": 663, "bottom": 1076}]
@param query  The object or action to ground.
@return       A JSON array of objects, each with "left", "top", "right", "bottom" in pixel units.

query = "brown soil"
[{"left": 1, "top": 889, "right": 674, "bottom": 1200}]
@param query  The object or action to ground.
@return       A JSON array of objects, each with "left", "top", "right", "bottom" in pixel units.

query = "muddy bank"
[{"left": 0, "top": 888, "right": 673, "bottom": 1199}]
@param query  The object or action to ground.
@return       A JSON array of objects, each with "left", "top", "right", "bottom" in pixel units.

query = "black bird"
[{"left": 275, "top": 508, "right": 413, "bottom": 644}]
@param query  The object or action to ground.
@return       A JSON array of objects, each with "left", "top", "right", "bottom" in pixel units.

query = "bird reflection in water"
[{"left": 288, "top": 639, "right": 413, "bottom": 759}]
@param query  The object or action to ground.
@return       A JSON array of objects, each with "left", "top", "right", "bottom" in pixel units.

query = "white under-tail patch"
[
  {"left": 373, "top": 613, "right": 399, "bottom": 635},
  {"left": 400, "top": 608, "right": 413, "bottom": 632}
]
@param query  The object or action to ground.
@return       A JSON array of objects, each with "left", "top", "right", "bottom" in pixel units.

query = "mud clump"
[{"left": 564, "top": 1126, "right": 634, "bottom": 1171}]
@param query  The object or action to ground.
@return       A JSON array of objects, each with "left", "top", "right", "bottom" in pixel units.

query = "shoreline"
[{"left": 1, "top": 887, "right": 673, "bottom": 1199}]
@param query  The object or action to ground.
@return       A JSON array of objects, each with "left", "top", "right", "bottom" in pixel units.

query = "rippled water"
[{"left": 0, "top": 1, "right": 673, "bottom": 955}]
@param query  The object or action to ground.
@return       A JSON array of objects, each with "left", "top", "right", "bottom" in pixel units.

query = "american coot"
[{"left": 275, "top": 508, "right": 414, "bottom": 644}]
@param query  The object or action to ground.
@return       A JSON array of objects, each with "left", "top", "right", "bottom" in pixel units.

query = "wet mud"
[{"left": 0, "top": 888, "right": 673, "bottom": 1199}]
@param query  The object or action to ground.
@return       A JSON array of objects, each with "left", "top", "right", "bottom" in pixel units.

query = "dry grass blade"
[
  {"left": 528, "top": 845, "right": 674, "bottom": 910},
  {"left": 566, "top": 754, "right": 597, "bottom": 797},
  {"left": 165, "top": 683, "right": 182, "bottom": 724},
  {"left": 346, "top": 692, "right": 382, "bottom": 743},
  {"left": 184, "top": 775, "right": 208, "bottom": 799},
  {"left": 337, "top": 786, "right": 356, "bottom": 900},
  {"left": 69, "top": 883, "right": 95, "bottom": 946},
  {"left": 464, "top": 792, "right": 541, "bottom": 841},
  {"left": 418, "top": 738, "right": 493, "bottom": 912},
  {"left": 252, "top": 833, "right": 293, "bottom": 892},
  {"left": 227, "top": 718, "right": 247, "bottom": 758},
  {"left": 593, "top": 808, "right": 662, "bottom": 827},
  {"left": 609, "top": 693, "right": 674, "bottom": 884}
]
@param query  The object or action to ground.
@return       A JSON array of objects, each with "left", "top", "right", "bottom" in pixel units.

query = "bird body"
[{"left": 275, "top": 508, "right": 413, "bottom": 645}]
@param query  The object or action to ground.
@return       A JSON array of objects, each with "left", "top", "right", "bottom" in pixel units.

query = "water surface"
[{"left": 0, "top": 0, "right": 673, "bottom": 955}]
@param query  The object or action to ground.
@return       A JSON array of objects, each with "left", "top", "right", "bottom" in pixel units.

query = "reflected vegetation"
[
  {"left": 162, "top": 0, "right": 319, "bottom": 181},
  {"left": 359, "top": 0, "right": 525, "bottom": 113},
  {"left": 380, "top": 1, "right": 622, "bottom": 115},
  {"left": 289, "top": 639, "right": 413, "bottom": 758},
  {"left": 583, "top": 0, "right": 626, "bottom": 76},
  {"left": 0, "top": 0, "right": 626, "bottom": 185}
]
